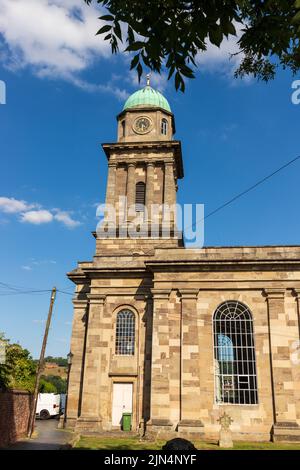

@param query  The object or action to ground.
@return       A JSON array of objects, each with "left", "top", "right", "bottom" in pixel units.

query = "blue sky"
[{"left": 0, "top": 0, "right": 299, "bottom": 358}]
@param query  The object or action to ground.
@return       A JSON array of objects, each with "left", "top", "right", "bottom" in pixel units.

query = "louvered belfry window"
[{"left": 135, "top": 182, "right": 146, "bottom": 212}]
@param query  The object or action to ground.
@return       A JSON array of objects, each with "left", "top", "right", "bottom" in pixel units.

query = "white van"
[{"left": 36, "top": 393, "right": 61, "bottom": 420}]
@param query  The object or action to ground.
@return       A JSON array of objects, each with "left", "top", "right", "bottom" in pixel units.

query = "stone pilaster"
[
  {"left": 178, "top": 289, "right": 203, "bottom": 434},
  {"left": 126, "top": 162, "right": 136, "bottom": 211},
  {"left": 76, "top": 294, "right": 106, "bottom": 432},
  {"left": 163, "top": 160, "right": 176, "bottom": 229},
  {"left": 105, "top": 163, "right": 117, "bottom": 206},
  {"left": 65, "top": 298, "right": 88, "bottom": 428},
  {"left": 146, "top": 162, "right": 154, "bottom": 222},
  {"left": 148, "top": 289, "right": 174, "bottom": 435},
  {"left": 263, "top": 288, "right": 300, "bottom": 441}
]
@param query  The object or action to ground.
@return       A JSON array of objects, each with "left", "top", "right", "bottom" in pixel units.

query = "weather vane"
[{"left": 146, "top": 73, "right": 151, "bottom": 87}]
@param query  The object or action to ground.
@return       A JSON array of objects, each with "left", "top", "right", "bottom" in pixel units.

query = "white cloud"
[
  {"left": 0, "top": 196, "right": 35, "bottom": 213},
  {"left": 54, "top": 210, "right": 81, "bottom": 228},
  {"left": 0, "top": 0, "right": 109, "bottom": 76},
  {"left": 0, "top": 196, "right": 81, "bottom": 228},
  {"left": 21, "top": 265, "right": 33, "bottom": 271},
  {"left": 22, "top": 259, "right": 57, "bottom": 271},
  {"left": 0, "top": 0, "right": 129, "bottom": 99},
  {"left": 196, "top": 22, "right": 248, "bottom": 81},
  {"left": 125, "top": 71, "right": 169, "bottom": 93},
  {"left": 21, "top": 210, "right": 54, "bottom": 225}
]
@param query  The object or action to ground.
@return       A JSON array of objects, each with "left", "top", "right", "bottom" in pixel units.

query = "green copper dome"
[{"left": 123, "top": 85, "right": 171, "bottom": 113}]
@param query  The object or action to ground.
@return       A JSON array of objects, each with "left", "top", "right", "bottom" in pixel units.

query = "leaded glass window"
[
  {"left": 115, "top": 310, "right": 135, "bottom": 355},
  {"left": 213, "top": 301, "right": 258, "bottom": 405}
]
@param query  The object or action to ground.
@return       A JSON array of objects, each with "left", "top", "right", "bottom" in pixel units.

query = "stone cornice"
[
  {"left": 263, "top": 288, "right": 286, "bottom": 299},
  {"left": 86, "top": 293, "right": 106, "bottom": 305},
  {"left": 102, "top": 140, "right": 183, "bottom": 179},
  {"left": 145, "top": 259, "right": 300, "bottom": 272},
  {"left": 72, "top": 298, "right": 88, "bottom": 307},
  {"left": 179, "top": 288, "right": 199, "bottom": 299},
  {"left": 151, "top": 288, "right": 171, "bottom": 299}
]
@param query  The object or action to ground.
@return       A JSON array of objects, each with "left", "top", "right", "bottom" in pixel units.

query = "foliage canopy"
[{"left": 84, "top": 0, "right": 300, "bottom": 90}]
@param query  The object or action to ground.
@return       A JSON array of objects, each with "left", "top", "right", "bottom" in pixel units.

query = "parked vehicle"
[{"left": 36, "top": 393, "right": 60, "bottom": 420}]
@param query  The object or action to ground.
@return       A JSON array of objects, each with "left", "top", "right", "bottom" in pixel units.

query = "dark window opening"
[
  {"left": 161, "top": 118, "right": 168, "bottom": 135},
  {"left": 135, "top": 181, "right": 146, "bottom": 212}
]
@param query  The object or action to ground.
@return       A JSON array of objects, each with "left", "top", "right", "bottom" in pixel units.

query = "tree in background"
[
  {"left": 0, "top": 334, "right": 36, "bottom": 392},
  {"left": 40, "top": 375, "right": 67, "bottom": 394},
  {"left": 39, "top": 378, "right": 57, "bottom": 393},
  {"left": 85, "top": 0, "right": 300, "bottom": 90},
  {"left": 0, "top": 334, "right": 67, "bottom": 394},
  {"left": 44, "top": 356, "right": 68, "bottom": 367}
]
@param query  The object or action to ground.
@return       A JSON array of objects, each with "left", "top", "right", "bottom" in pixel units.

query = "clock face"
[{"left": 133, "top": 116, "right": 152, "bottom": 134}]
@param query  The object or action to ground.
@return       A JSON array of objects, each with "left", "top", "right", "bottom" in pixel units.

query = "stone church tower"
[{"left": 66, "top": 82, "right": 300, "bottom": 442}]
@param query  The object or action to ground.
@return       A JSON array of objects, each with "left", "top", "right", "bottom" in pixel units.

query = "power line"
[
  {"left": 115, "top": 154, "right": 300, "bottom": 268},
  {"left": 191, "top": 154, "right": 300, "bottom": 229}
]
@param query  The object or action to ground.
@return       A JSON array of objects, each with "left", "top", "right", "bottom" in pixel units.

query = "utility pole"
[{"left": 27, "top": 287, "right": 57, "bottom": 438}]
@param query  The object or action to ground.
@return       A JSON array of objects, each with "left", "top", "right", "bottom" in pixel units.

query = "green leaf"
[
  {"left": 125, "top": 41, "right": 145, "bottom": 52},
  {"left": 137, "top": 63, "right": 143, "bottom": 82},
  {"left": 292, "top": 11, "right": 300, "bottom": 24},
  {"left": 96, "top": 25, "right": 111, "bottom": 36},
  {"left": 295, "top": 0, "right": 300, "bottom": 9},
  {"left": 130, "top": 54, "right": 140, "bottom": 70},
  {"left": 114, "top": 21, "right": 123, "bottom": 42},
  {"left": 99, "top": 15, "right": 114, "bottom": 21},
  {"left": 209, "top": 27, "right": 223, "bottom": 47}
]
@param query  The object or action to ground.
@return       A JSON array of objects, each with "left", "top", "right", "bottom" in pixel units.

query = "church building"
[{"left": 66, "top": 82, "right": 300, "bottom": 442}]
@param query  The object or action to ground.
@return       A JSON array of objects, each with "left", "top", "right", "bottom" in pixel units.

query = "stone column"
[
  {"left": 76, "top": 294, "right": 106, "bottom": 432},
  {"left": 146, "top": 162, "right": 154, "bottom": 223},
  {"left": 105, "top": 163, "right": 117, "bottom": 206},
  {"left": 126, "top": 162, "right": 136, "bottom": 218},
  {"left": 264, "top": 288, "right": 300, "bottom": 442},
  {"left": 66, "top": 298, "right": 88, "bottom": 428},
  {"left": 163, "top": 160, "right": 176, "bottom": 230},
  {"left": 148, "top": 289, "right": 173, "bottom": 435},
  {"left": 178, "top": 289, "right": 203, "bottom": 435}
]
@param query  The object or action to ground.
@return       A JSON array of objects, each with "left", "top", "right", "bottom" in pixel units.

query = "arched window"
[
  {"left": 161, "top": 118, "right": 168, "bottom": 135},
  {"left": 135, "top": 181, "right": 146, "bottom": 212},
  {"left": 115, "top": 310, "right": 135, "bottom": 355},
  {"left": 213, "top": 301, "right": 258, "bottom": 405}
]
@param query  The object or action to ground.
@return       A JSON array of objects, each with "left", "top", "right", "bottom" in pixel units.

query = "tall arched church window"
[
  {"left": 213, "top": 301, "right": 258, "bottom": 405},
  {"left": 161, "top": 118, "right": 168, "bottom": 135},
  {"left": 115, "top": 310, "right": 135, "bottom": 355},
  {"left": 135, "top": 181, "right": 146, "bottom": 212}
]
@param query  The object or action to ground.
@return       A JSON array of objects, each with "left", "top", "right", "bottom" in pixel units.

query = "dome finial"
[{"left": 146, "top": 72, "right": 151, "bottom": 87}]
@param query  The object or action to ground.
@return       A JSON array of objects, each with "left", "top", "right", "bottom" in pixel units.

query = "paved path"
[{"left": 8, "top": 419, "right": 73, "bottom": 450}]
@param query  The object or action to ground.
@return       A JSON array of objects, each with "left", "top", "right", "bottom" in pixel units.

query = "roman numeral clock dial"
[{"left": 133, "top": 116, "right": 152, "bottom": 134}]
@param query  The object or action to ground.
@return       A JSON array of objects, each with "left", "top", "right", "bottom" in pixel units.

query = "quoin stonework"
[{"left": 66, "top": 81, "right": 300, "bottom": 442}]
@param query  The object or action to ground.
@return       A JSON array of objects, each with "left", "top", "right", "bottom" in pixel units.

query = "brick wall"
[{"left": 0, "top": 389, "right": 32, "bottom": 447}]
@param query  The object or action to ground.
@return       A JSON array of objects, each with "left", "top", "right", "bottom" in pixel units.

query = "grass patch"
[{"left": 74, "top": 436, "right": 300, "bottom": 451}]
